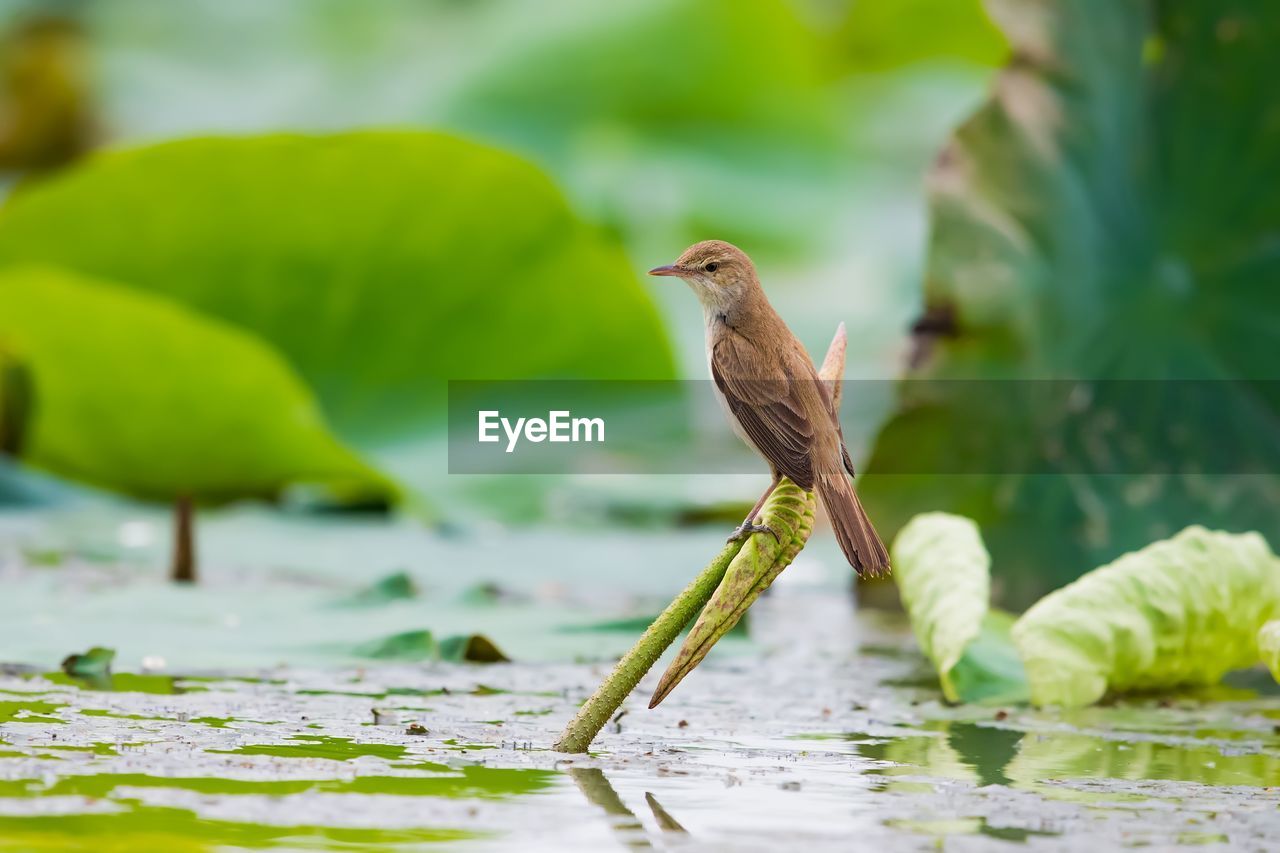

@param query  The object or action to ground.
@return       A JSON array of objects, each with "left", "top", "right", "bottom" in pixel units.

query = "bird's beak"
[{"left": 648, "top": 264, "right": 684, "bottom": 278}]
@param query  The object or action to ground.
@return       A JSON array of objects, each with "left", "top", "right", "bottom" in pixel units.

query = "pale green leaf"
[
  {"left": 1012, "top": 527, "right": 1280, "bottom": 707},
  {"left": 890, "top": 513, "right": 991, "bottom": 702}
]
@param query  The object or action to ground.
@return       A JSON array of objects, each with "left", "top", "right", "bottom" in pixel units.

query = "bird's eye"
[{"left": 705, "top": 262, "right": 719, "bottom": 273}]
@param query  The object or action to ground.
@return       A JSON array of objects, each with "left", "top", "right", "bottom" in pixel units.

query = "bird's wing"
[{"left": 711, "top": 333, "right": 816, "bottom": 490}]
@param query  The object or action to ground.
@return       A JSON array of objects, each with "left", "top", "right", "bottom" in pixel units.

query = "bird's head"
[{"left": 649, "top": 240, "right": 757, "bottom": 311}]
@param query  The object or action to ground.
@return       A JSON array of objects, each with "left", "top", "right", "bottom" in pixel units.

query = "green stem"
[{"left": 552, "top": 539, "right": 742, "bottom": 753}]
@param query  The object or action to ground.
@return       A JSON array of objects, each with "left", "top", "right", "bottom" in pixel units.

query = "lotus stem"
[{"left": 171, "top": 495, "right": 196, "bottom": 583}]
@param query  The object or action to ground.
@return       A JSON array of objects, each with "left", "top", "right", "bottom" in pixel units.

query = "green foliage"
[
  {"left": 448, "top": 0, "right": 827, "bottom": 131},
  {"left": 1260, "top": 621, "right": 1280, "bottom": 683},
  {"left": 0, "top": 267, "right": 388, "bottom": 503},
  {"left": 862, "top": 1, "right": 1280, "bottom": 601},
  {"left": 0, "top": 131, "right": 674, "bottom": 443},
  {"left": 1012, "top": 527, "right": 1280, "bottom": 707},
  {"left": 832, "top": 0, "right": 1006, "bottom": 71},
  {"left": 890, "top": 513, "right": 1026, "bottom": 703},
  {"left": 441, "top": 0, "right": 843, "bottom": 251}
]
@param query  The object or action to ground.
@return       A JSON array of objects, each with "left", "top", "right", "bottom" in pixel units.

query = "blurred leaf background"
[{"left": 0, "top": 0, "right": 1270, "bottom": 642}]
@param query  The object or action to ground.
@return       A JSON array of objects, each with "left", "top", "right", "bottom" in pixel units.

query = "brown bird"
[{"left": 650, "top": 240, "right": 890, "bottom": 577}]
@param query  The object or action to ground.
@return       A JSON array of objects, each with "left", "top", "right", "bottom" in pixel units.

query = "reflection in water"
[
  {"left": 855, "top": 721, "right": 1025, "bottom": 787},
  {"left": 569, "top": 767, "right": 691, "bottom": 848},
  {"left": 644, "top": 792, "right": 688, "bottom": 834},
  {"left": 569, "top": 767, "right": 650, "bottom": 850},
  {"left": 1006, "top": 730, "right": 1280, "bottom": 788},
  {"left": 848, "top": 717, "right": 1280, "bottom": 790},
  {"left": 946, "top": 723, "right": 1024, "bottom": 787}
]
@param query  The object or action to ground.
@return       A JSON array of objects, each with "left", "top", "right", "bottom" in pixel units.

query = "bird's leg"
[{"left": 728, "top": 473, "right": 782, "bottom": 543}]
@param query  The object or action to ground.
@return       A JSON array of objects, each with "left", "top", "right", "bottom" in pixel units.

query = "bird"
[{"left": 649, "top": 240, "right": 890, "bottom": 577}]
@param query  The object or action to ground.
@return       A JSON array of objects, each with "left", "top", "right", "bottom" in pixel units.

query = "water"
[{"left": 1, "top": 509, "right": 1278, "bottom": 849}]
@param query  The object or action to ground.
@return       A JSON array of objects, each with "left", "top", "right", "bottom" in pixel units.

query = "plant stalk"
[
  {"left": 552, "top": 539, "right": 742, "bottom": 753},
  {"left": 171, "top": 495, "right": 196, "bottom": 583}
]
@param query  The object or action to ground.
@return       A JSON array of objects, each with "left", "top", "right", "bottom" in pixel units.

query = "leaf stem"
[
  {"left": 171, "top": 495, "right": 196, "bottom": 583},
  {"left": 552, "top": 539, "right": 742, "bottom": 753}
]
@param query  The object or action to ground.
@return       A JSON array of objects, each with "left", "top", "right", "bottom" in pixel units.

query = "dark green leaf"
[{"left": 863, "top": 1, "right": 1280, "bottom": 604}]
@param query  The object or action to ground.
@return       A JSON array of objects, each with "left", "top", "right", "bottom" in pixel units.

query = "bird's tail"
[{"left": 816, "top": 469, "right": 890, "bottom": 578}]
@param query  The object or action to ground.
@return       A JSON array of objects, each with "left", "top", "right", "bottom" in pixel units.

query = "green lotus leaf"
[
  {"left": 0, "top": 131, "right": 674, "bottom": 443},
  {"left": 890, "top": 512, "right": 1027, "bottom": 703},
  {"left": 439, "top": 0, "right": 842, "bottom": 251},
  {"left": 832, "top": 0, "right": 1005, "bottom": 72},
  {"left": 1012, "top": 526, "right": 1280, "bottom": 707},
  {"left": 0, "top": 267, "right": 389, "bottom": 503},
  {"left": 861, "top": 0, "right": 1280, "bottom": 604}
]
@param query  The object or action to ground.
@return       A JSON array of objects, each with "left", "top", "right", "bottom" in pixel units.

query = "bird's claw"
[{"left": 727, "top": 522, "right": 780, "bottom": 544}]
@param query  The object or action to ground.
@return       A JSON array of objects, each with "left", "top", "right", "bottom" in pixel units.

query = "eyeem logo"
[{"left": 478, "top": 410, "right": 605, "bottom": 453}]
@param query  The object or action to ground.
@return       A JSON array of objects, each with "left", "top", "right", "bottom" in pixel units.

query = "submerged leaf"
[
  {"left": 890, "top": 513, "right": 1025, "bottom": 703},
  {"left": 1012, "top": 527, "right": 1280, "bottom": 707},
  {"left": 0, "top": 268, "right": 390, "bottom": 504}
]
